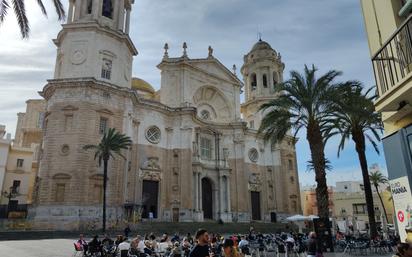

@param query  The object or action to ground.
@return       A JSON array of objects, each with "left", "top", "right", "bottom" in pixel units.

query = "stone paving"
[{"left": 0, "top": 239, "right": 394, "bottom": 257}]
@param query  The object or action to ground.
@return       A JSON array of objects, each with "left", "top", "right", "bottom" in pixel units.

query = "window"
[
  {"left": 263, "top": 74, "right": 268, "bottom": 88},
  {"left": 16, "top": 159, "right": 24, "bottom": 168},
  {"left": 55, "top": 184, "right": 65, "bottom": 202},
  {"left": 99, "top": 117, "right": 108, "bottom": 135},
  {"left": 102, "top": 0, "right": 113, "bottom": 18},
  {"left": 353, "top": 204, "right": 367, "bottom": 214},
  {"left": 101, "top": 59, "right": 112, "bottom": 79},
  {"left": 249, "top": 120, "right": 255, "bottom": 129},
  {"left": 273, "top": 72, "right": 278, "bottom": 88},
  {"left": 37, "top": 112, "right": 45, "bottom": 128},
  {"left": 288, "top": 159, "right": 293, "bottom": 170},
  {"left": 251, "top": 73, "right": 257, "bottom": 91},
  {"left": 291, "top": 200, "right": 297, "bottom": 212},
  {"left": 87, "top": 0, "right": 92, "bottom": 14},
  {"left": 200, "top": 110, "right": 210, "bottom": 120},
  {"left": 64, "top": 115, "right": 73, "bottom": 131},
  {"left": 146, "top": 126, "right": 161, "bottom": 144},
  {"left": 290, "top": 176, "right": 294, "bottom": 184},
  {"left": 248, "top": 148, "right": 258, "bottom": 162},
  {"left": 200, "top": 137, "right": 212, "bottom": 160},
  {"left": 12, "top": 180, "right": 21, "bottom": 194}
]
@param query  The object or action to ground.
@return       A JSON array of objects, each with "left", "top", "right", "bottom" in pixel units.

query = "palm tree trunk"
[
  {"left": 307, "top": 121, "right": 330, "bottom": 219},
  {"left": 353, "top": 132, "right": 377, "bottom": 238},
  {"left": 375, "top": 185, "right": 389, "bottom": 224},
  {"left": 103, "top": 158, "right": 108, "bottom": 233}
]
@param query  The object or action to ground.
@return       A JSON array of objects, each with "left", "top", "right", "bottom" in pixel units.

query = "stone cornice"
[{"left": 54, "top": 21, "right": 138, "bottom": 56}]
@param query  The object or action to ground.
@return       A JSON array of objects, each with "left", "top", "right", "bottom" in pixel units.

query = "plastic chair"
[{"left": 73, "top": 242, "right": 84, "bottom": 257}]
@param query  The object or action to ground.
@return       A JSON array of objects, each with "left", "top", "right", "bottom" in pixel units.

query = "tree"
[
  {"left": 258, "top": 65, "right": 343, "bottom": 219},
  {"left": 84, "top": 128, "right": 132, "bottom": 232},
  {"left": 332, "top": 83, "right": 383, "bottom": 238},
  {"left": 0, "top": 0, "right": 65, "bottom": 38},
  {"left": 370, "top": 170, "right": 389, "bottom": 224}
]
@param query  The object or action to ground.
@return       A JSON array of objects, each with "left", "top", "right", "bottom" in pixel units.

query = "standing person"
[
  {"left": 222, "top": 239, "right": 241, "bottom": 257},
  {"left": 306, "top": 232, "right": 320, "bottom": 257},
  {"left": 189, "top": 229, "right": 211, "bottom": 257},
  {"left": 124, "top": 224, "right": 131, "bottom": 238}
]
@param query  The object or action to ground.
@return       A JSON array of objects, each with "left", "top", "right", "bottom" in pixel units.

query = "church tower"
[
  {"left": 54, "top": 0, "right": 137, "bottom": 86},
  {"left": 32, "top": 0, "right": 137, "bottom": 230},
  {"left": 241, "top": 39, "right": 284, "bottom": 130}
]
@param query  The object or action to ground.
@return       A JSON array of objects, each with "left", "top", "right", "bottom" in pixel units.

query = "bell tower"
[
  {"left": 54, "top": 0, "right": 137, "bottom": 87},
  {"left": 241, "top": 39, "right": 284, "bottom": 129},
  {"left": 32, "top": 0, "right": 137, "bottom": 230}
]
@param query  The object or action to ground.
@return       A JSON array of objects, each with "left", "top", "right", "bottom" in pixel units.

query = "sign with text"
[{"left": 390, "top": 176, "right": 412, "bottom": 242}]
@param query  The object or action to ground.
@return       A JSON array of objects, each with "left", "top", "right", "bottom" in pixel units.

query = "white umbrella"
[
  {"left": 307, "top": 215, "right": 319, "bottom": 220},
  {"left": 286, "top": 214, "right": 309, "bottom": 222}
]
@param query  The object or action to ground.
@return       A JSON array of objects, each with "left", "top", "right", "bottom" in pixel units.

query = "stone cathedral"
[{"left": 31, "top": 0, "right": 301, "bottom": 230}]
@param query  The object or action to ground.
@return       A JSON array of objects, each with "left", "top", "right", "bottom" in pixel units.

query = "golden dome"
[{"left": 131, "top": 77, "right": 155, "bottom": 94}]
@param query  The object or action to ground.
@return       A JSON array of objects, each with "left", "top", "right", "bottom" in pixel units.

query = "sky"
[{"left": 0, "top": 0, "right": 388, "bottom": 186}]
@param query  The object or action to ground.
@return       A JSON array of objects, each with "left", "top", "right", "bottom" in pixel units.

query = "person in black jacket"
[{"left": 306, "top": 232, "right": 320, "bottom": 257}]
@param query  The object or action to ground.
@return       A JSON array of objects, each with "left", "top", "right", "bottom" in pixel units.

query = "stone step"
[{"left": 0, "top": 221, "right": 293, "bottom": 241}]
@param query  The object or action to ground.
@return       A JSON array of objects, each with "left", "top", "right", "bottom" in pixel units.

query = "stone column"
[
  {"left": 74, "top": 0, "right": 83, "bottom": 20},
  {"left": 113, "top": 0, "right": 120, "bottom": 29},
  {"left": 218, "top": 175, "right": 223, "bottom": 214},
  {"left": 92, "top": 0, "right": 100, "bottom": 19},
  {"left": 125, "top": 9, "right": 131, "bottom": 34},
  {"left": 226, "top": 176, "right": 231, "bottom": 212},
  {"left": 198, "top": 173, "right": 202, "bottom": 210},
  {"left": 67, "top": 0, "right": 75, "bottom": 23},
  {"left": 193, "top": 172, "right": 198, "bottom": 211},
  {"left": 117, "top": 0, "right": 125, "bottom": 31}
]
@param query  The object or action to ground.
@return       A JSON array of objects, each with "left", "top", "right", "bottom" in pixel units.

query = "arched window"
[
  {"left": 273, "top": 72, "right": 278, "bottom": 88},
  {"left": 102, "top": 0, "right": 113, "bottom": 18},
  {"left": 251, "top": 73, "right": 257, "bottom": 91},
  {"left": 263, "top": 74, "right": 268, "bottom": 88}
]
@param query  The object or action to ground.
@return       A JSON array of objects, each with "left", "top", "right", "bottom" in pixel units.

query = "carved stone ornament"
[
  {"left": 138, "top": 169, "right": 161, "bottom": 181},
  {"left": 141, "top": 157, "right": 160, "bottom": 170},
  {"left": 248, "top": 173, "right": 262, "bottom": 192},
  {"left": 70, "top": 50, "right": 86, "bottom": 65}
]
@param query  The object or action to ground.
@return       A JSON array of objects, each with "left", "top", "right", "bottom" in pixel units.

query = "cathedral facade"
[{"left": 31, "top": 0, "right": 301, "bottom": 230}]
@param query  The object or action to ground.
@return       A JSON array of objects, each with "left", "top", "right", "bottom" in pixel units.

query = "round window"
[
  {"left": 248, "top": 148, "right": 258, "bottom": 162},
  {"left": 146, "top": 126, "right": 161, "bottom": 144},
  {"left": 200, "top": 110, "right": 210, "bottom": 120}
]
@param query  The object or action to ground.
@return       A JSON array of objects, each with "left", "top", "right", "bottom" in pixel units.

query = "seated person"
[{"left": 88, "top": 235, "right": 102, "bottom": 254}]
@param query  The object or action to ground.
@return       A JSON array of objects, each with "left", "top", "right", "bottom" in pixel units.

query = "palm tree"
[
  {"left": 84, "top": 128, "right": 132, "bottom": 232},
  {"left": 258, "top": 65, "right": 343, "bottom": 219},
  {"left": 332, "top": 82, "right": 383, "bottom": 238},
  {"left": 0, "top": 0, "right": 65, "bottom": 38},
  {"left": 370, "top": 170, "right": 389, "bottom": 224}
]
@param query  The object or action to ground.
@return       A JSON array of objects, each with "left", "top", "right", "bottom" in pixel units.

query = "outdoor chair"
[{"left": 73, "top": 242, "right": 84, "bottom": 257}]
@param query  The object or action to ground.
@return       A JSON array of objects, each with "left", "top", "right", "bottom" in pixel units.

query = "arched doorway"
[{"left": 202, "top": 178, "right": 213, "bottom": 220}]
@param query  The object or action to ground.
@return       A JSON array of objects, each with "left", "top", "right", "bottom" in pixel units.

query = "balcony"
[{"left": 372, "top": 15, "right": 412, "bottom": 114}]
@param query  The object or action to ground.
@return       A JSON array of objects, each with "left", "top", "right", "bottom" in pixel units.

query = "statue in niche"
[{"left": 102, "top": 0, "right": 113, "bottom": 18}]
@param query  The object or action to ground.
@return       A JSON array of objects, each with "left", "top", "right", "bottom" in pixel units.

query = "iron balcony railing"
[{"left": 372, "top": 15, "right": 412, "bottom": 97}]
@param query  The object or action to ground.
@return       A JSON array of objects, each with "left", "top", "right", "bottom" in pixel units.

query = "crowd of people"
[{"left": 73, "top": 227, "right": 412, "bottom": 257}]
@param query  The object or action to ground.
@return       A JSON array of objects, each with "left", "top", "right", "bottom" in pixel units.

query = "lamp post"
[{"left": 1, "top": 186, "right": 20, "bottom": 218}]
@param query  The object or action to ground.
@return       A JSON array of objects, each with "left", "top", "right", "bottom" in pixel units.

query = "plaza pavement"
[{"left": 0, "top": 238, "right": 394, "bottom": 257}]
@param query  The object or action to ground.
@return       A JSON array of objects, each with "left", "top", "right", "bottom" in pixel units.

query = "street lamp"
[{"left": 1, "top": 186, "right": 20, "bottom": 218}]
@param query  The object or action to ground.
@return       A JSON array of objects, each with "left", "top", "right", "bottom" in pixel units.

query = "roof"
[
  {"left": 251, "top": 39, "right": 274, "bottom": 52},
  {"left": 131, "top": 77, "right": 155, "bottom": 94}
]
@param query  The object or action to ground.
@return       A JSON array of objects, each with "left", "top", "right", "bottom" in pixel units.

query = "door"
[
  {"left": 141, "top": 180, "right": 159, "bottom": 219},
  {"left": 251, "top": 191, "right": 261, "bottom": 220},
  {"left": 202, "top": 178, "right": 213, "bottom": 220},
  {"left": 172, "top": 208, "right": 179, "bottom": 222}
]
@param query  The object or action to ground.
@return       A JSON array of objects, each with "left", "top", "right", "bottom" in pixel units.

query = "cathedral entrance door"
[
  {"left": 202, "top": 178, "right": 213, "bottom": 220},
  {"left": 141, "top": 180, "right": 159, "bottom": 219},
  {"left": 251, "top": 191, "right": 261, "bottom": 220},
  {"left": 172, "top": 208, "right": 179, "bottom": 222}
]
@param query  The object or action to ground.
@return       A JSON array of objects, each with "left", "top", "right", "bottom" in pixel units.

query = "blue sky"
[{"left": 0, "top": 0, "right": 387, "bottom": 186}]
